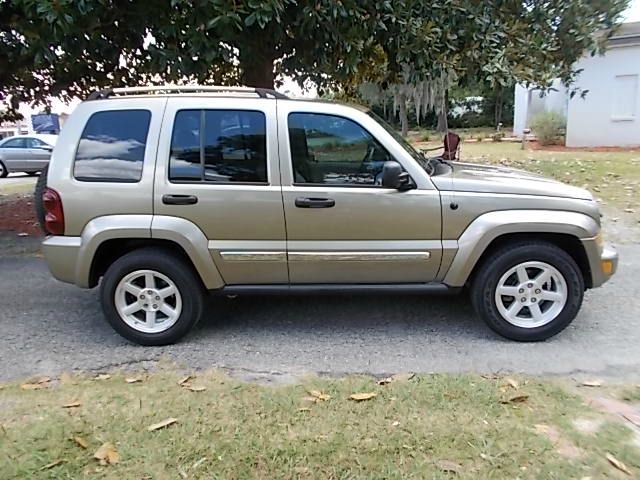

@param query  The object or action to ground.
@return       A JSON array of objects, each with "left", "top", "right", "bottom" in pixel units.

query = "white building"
[{"left": 513, "top": 22, "right": 640, "bottom": 148}]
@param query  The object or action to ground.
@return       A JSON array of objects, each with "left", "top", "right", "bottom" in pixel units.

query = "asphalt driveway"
[{"left": 0, "top": 245, "right": 638, "bottom": 382}]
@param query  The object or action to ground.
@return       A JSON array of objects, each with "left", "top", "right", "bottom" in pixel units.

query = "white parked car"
[{"left": 0, "top": 134, "right": 58, "bottom": 177}]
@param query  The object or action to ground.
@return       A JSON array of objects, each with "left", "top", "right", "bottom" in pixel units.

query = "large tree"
[{"left": 1, "top": 0, "right": 629, "bottom": 120}]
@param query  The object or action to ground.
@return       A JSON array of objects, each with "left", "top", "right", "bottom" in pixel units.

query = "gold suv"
[{"left": 38, "top": 86, "right": 618, "bottom": 345}]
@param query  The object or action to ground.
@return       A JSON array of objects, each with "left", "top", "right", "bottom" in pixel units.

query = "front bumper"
[{"left": 582, "top": 237, "right": 618, "bottom": 288}]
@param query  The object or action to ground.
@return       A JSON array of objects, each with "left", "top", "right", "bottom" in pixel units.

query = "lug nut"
[
  {"left": 521, "top": 297, "right": 526, "bottom": 303},
  {"left": 532, "top": 298, "right": 537, "bottom": 303},
  {"left": 535, "top": 289, "right": 541, "bottom": 294},
  {"left": 140, "top": 295, "right": 145, "bottom": 299},
  {"left": 143, "top": 303, "right": 148, "bottom": 308},
  {"left": 152, "top": 304, "right": 158, "bottom": 309},
  {"left": 518, "top": 288, "right": 524, "bottom": 293},
  {"left": 527, "top": 283, "right": 533, "bottom": 288},
  {"left": 155, "top": 296, "right": 160, "bottom": 300}
]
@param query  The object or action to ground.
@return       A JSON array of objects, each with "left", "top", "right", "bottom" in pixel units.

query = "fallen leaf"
[
  {"left": 62, "top": 401, "right": 82, "bottom": 408},
  {"left": 125, "top": 377, "right": 142, "bottom": 384},
  {"left": 95, "top": 374, "right": 111, "bottom": 381},
  {"left": 501, "top": 394, "right": 529, "bottom": 404},
  {"left": 505, "top": 378, "right": 519, "bottom": 389},
  {"left": 185, "top": 385, "right": 206, "bottom": 392},
  {"left": 349, "top": 392, "right": 377, "bottom": 402},
  {"left": 392, "top": 421, "right": 401, "bottom": 427},
  {"left": 192, "top": 457, "right": 207, "bottom": 470},
  {"left": 605, "top": 453, "right": 632, "bottom": 475},
  {"left": 307, "top": 389, "right": 331, "bottom": 401},
  {"left": 147, "top": 418, "right": 178, "bottom": 431},
  {"left": 378, "top": 373, "right": 415, "bottom": 385},
  {"left": 301, "top": 396, "right": 320, "bottom": 404},
  {"left": 21, "top": 377, "right": 51, "bottom": 390},
  {"left": 94, "top": 442, "right": 119, "bottom": 465},
  {"left": 436, "top": 460, "right": 462, "bottom": 474},
  {"left": 178, "top": 375, "right": 193, "bottom": 386},
  {"left": 17, "top": 232, "right": 29, "bottom": 237},
  {"left": 73, "top": 436, "right": 88, "bottom": 449},
  {"left": 298, "top": 407, "right": 312, "bottom": 412},
  {"left": 581, "top": 380, "right": 602, "bottom": 387},
  {"left": 40, "top": 459, "right": 64, "bottom": 470}
]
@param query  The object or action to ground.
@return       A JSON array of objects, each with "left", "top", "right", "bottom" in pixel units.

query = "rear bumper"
[
  {"left": 41, "top": 236, "right": 83, "bottom": 286},
  {"left": 582, "top": 237, "right": 618, "bottom": 288}
]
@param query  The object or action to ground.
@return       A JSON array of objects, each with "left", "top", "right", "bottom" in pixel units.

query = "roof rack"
[{"left": 86, "top": 85, "right": 289, "bottom": 101}]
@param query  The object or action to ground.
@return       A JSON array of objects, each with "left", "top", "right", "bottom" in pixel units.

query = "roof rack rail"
[{"left": 86, "top": 85, "right": 288, "bottom": 101}]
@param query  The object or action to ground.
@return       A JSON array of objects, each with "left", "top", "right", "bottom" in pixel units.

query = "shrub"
[
  {"left": 530, "top": 111, "right": 566, "bottom": 145},
  {"left": 422, "top": 132, "right": 431, "bottom": 142},
  {"left": 491, "top": 132, "right": 505, "bottom": 142}
]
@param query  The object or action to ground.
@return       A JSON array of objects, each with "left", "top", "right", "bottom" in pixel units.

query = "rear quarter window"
[{"left": 74, "top": 110, "right": 151, "bottom": 182}]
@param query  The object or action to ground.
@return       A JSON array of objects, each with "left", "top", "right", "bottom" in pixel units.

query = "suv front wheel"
[
  {"left": 471, "top": 242, "right": 584, "bottom": 341},
  {"left": 100, "top": 248, "right": 204, "bottom": 345}
]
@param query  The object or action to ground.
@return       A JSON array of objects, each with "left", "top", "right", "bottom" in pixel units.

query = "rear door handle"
[
  {"left": 295, "top": 197, "right": 335, "bottom": 208},
  {"left": 162, "top": 194, "right": 198, "bottom": 205}
]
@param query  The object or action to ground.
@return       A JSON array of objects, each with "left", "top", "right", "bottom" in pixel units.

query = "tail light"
[{"left": 42, "top": 187, "right": 65, "bottom": 235}]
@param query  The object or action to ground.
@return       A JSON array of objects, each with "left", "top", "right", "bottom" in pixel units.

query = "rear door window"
[
  {"left": 169, "top": 109, "right": 267, "bottom": 183},
  {"left": 74, "top": 110, "right": 151, "bottom": 182}
]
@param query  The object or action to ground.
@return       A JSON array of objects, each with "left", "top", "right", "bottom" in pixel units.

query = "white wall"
[
  {"left": 512, "top": 79, "right": 568, "bottom": 137},
  {"left": 566, "top": 44, "right": 640, "bottom": 147}
]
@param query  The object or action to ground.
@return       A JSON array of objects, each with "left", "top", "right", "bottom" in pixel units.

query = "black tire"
[
  {"left": 100, "top": 247, "right": 205, "bottom": 346},
  {"left": 34, "top": 165, "right": 48, "bottom": 233},
  {"left": 0, "top": 160, "right": 7, "bottom": 178},
  {"left": 471, "top": 242, "right": 584, "bottom": 342}
]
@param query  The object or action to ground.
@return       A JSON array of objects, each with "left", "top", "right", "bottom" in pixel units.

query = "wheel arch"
[
  {"left": 79, "top": 215, "right": 224, "bottom": 289},
  {"left": 442, "top": 210, "right": 598, "bottom": 288}
]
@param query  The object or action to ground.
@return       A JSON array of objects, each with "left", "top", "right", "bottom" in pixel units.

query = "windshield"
[{"left": 365, "top": 110, "right": 430, "bottom": 171}]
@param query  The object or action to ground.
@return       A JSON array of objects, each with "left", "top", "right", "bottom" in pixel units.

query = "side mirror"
[{"left": 382, "top": 161, "right": 413, "bottom": 190}]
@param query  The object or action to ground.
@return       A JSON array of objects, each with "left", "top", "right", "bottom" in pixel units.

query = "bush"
[
  {"left": 530, "top": 111, "right": 566, "bottom": 145},
  {"left": 491, "top": 132, "right": 505, "bottom": 142},
  {"left": 422, "top": 132, "right": 431, "bottom": 142}
]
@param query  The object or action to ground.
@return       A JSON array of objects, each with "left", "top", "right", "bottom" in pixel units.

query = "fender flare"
[
  {"left": 442, "top": 210, "right": 599, "bottom": 287},
  {"left": 76, "top": 215, "right": 225, "bottom": 289}
]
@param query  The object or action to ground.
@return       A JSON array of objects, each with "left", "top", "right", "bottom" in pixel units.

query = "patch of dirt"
[
  {"left": 0, "top": 193, "right": 42, "bottom": 237},
  {"left": 534, "top": 424, "right": 582, "bottom": 459},
  {"left": 573, "top": 417, "right": 604, "bottom": 435}
]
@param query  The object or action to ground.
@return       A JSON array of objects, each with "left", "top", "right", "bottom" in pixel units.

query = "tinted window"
[
  {"left": 288, "top": 113, "right": 392, "bottom": 186},
  {"left": 2, "top": 138, "right": 26, "bottom": 148},
  {"left": 74, "top": 110, "right": 151, "bottom": 182},
  {"left": 170, "top": 110, "right": 267, "bottom": 183}
]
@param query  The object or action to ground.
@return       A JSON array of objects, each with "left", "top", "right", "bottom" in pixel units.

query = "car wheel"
[
  {"left": 100, "top": 247, "right": 205, "bottom": 346},
  {"left": 471, "top": 242, "right": 584, "bottom": 341},
  {"left": 34, "top": 166, "right": 48, "bottom": 232},
  {"left": 0, "top": 161, "right": 7, "bottom": 178}
]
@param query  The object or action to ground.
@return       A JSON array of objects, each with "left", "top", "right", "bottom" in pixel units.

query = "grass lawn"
[{"left": 1, "top": 370, "right": 639, "bottom": 479}]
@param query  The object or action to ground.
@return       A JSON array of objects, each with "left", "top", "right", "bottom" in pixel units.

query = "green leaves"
[{"left": 0, "top": 0, "right": 630, "bottom": 120}]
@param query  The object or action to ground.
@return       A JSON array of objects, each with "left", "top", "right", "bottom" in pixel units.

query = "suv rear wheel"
[
  {"left": 471, "top": 242, "right": 584, "bottom": 341},
  {"left": 100, "top": 248, "right": 204, "bottom": 345}
]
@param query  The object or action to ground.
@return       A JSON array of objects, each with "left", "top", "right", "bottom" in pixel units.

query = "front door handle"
[
  {"left": 295, "top": 197, "right": 335, "bottom": 208},
  {"left": 162, "top": 194, "right": 198, "bottom": 205}
]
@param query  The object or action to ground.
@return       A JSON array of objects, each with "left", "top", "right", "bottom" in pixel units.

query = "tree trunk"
[
  {"left": 436, "top": 89, "right": 449, "bottom": 133},
  {"left": 398, "top": 93, "right": 408, "bottom": 137},
  {"left": 494, "top": 87, "right": 504, "bottom": 128},
  {"left": 239, "top": 45, "right": 276, "bottom": 89}
]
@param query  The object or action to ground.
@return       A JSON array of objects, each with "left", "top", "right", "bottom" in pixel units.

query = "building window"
[{"left": 612, "top": 74, "right": 638, "bottom": 121}]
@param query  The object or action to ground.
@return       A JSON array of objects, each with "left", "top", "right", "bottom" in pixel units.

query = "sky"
[
  {"left": 15, "top": 0, "right": 640, "bottom": 120},
  {"left": 626, "top": 0, "right": 640, "bottom": 21}
]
